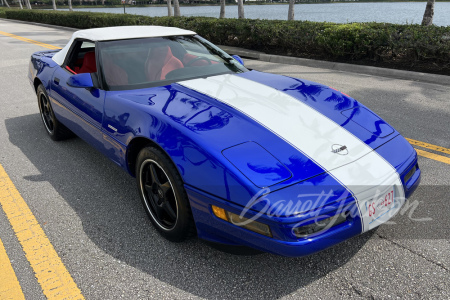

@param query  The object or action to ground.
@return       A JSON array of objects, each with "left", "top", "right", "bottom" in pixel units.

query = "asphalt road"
[{"left": 0, "top": 19, "right": 449, "bottom": 300}]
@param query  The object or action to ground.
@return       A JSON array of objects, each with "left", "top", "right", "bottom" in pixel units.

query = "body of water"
[{"left": 59, "top": 2, "right": 450, "bottom": 26}]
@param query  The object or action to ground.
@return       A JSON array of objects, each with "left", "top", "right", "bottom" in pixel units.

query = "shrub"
[{"left": 4, "top": 9, "right": 450, "bottom": 74}]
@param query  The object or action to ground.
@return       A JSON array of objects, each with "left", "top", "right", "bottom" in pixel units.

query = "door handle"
[{"left": 54, "top": 77, "right": 60, "bottom": 85}]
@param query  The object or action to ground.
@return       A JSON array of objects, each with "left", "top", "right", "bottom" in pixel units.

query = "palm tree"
[
  {"left": 422, "top": 0, "right": 435, "bottom": 26},
  {"left": 288, "top": 0, "right": 295, "bottom": 20},
  {"left": 4, "top": 0, "right": 10, "bottom": 8},
  {"left": 173, "top": 0, "right": 180, "bottom": 16},
  {"left": 25, "top": 0, "right": 32, "bottom": 9},
  {"left": 18, "top": 0, "right": 23, "bottom": 9},
  {"left": 52, "top": 0, "right": 57, "bottom": 10},
  {"left": 219, "top": 0, "right": 225, "bottom": 19},
  {"left": 167, "top": 0, "right": 173, "bottom": 17},
  {"left": 237, "top": 0, "right": 244, "bottom": 19},
  {"left": 69, "top": 0, "right": 73, "bottom": 11}
]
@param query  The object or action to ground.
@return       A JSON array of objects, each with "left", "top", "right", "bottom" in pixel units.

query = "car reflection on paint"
[{"left": 28, "top": 26, "right": 421, "bottom": 256}]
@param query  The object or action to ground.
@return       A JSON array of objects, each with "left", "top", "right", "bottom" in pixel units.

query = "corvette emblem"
[{"left": 331, "top": 144, "right": 348, "bottom": 155}]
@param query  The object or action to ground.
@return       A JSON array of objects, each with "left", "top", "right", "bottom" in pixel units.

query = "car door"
[{"left": 50, "top": 39, "right": 107, "bottom": 152}]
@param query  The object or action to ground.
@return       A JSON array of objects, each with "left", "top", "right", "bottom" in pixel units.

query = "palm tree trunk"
[
  {"left": 219, "top": 0, "right": 225, "bottom": 19},
  {"left": 68, "top": 0, "right": 73, "bottom": 11},
  {"left": 25, "top": 0, "right": 32, "bottom": 9},
  {"left": 167, "top": 0, "right": 172, "bottom": 17},
  {"left": 173, "top": 0, "right": 180, "bottom": 16},
  {"left": 79, "top": 0, "right": 82, "bottom": 6},
  {"left": 288, "top": 0, "right": 295, "bottom": 20},
  {"left": 421, "top": 0, "right": 435, "bottom": 26},
  {"left": 4, "top": 0, "right": 10, "bottom": 8},
  {"left": 18, "top": 0, "right": 23, "bottom": 9},
  {"left": 101, "top": 0, "right": 104, "bottom": 5},
  {"left": 237, "top": 0, "right": 244, "bottom": 19}
]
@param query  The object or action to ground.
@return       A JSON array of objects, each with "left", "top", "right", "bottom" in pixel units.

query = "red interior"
[
  {"left": 76, "top": 52, "right": 97, "bottom": 74},
  {"left": 146, "top": 46, "right": 183, "bottom": 81}
]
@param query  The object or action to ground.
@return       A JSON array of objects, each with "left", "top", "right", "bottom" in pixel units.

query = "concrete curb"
[
  {"left": 2, "top": 19, "right": 448, "bottom": 85},
  {"left": 219, "top": 45, "right": 450, "bottom": 86}
]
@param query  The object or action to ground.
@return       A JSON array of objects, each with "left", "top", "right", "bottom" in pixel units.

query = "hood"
[
  {"left": 109, "top": 71, "right": 399, "bottom": 210},
  {"left": 172, "top": 72, "right": 396, "bottom": 188}
]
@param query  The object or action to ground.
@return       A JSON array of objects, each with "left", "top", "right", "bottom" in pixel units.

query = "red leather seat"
[
  {"left": 146, "top": 46, "right": 183, "bottom": 81},
  {"left": 102, "top": 53, "right": 129, "bottom": 86},
  {"left": 77, "top": 52, "right": 97, "bottom": 74}
]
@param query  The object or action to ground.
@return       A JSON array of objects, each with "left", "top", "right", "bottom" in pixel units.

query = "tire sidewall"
[
  {"left": 136, "top": 146, "right": 194, "bottom": 242},
  {"left": 37, "top": 84, "right": 56, "bottom": 137}
]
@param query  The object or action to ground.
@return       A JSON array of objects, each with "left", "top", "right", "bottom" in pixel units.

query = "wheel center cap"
[{"left": 157, "top": 189, "right": 164, "bottom": 198}]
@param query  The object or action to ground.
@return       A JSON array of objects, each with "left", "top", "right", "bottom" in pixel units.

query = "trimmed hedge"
[
  {"left": 0, "top": 8, "right": 6, "bottom": 19},
  {"left": 4, "top": 9, "right": 450, "bottom": 74}
]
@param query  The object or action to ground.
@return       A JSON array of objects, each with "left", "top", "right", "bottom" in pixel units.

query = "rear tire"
[
  {"left": 37, "top": 84, "right": 73, "bottom": 141},
  {"left": 136, "top": 146, "right": 196, "bottom": 242}
]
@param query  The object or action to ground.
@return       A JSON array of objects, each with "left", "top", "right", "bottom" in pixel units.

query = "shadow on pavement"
[{"left": 6, "top": 113, "right": 374, "bottom": 299}]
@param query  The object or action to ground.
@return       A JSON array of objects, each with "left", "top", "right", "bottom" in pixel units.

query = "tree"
[
  {"left": 52, "top": 0, "right": 57, "bottom": 10},
  {"left": 237, "top": 0, "right": 244, "bottom": 19},
  {"left": 18, "top": 0, "right": 23, "bottom": 9},
  {"left": 25, "top": 0, "right": 32, "bottom": 9},
  {"left": 421, "top": 0, "right": 435, "bottom": 26},
  {"left": 288, "top": 0, "right": 294, "bottom": 20},
  {"left": 167, "top": 0, "right": 172, "bottom": 17},
  {"left": 4, "top": 0, "right": 10, "bottom": 8},
  {"left": 173, "top": 0, "right": 180, "bottom": 16},
  {"left": 69, "top": 0, "right": 73, "bottom": 11},
  {"left": 219, "top": 0, "right": 225, "bottom": 19}
]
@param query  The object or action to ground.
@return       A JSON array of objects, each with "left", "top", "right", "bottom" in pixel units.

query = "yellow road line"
[
  {"left": 0, "top": 238, "right": 25, "bottom": 300},
  {"left": 0, "top": 164, "right": 84, "bottom": 300},
  {"left": 415, "top": 148, "right": 450, "bottom": 165},
  {"left": 0, "top": 31, "right": 61, "bottom": 50},
  {"left": 407, "top": 138, "right": 450, "bottom": 156}
]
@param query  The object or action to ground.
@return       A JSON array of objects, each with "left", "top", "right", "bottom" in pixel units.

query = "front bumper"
[{"left": 186, "top": 148, "right": 421, "bottom": 257}]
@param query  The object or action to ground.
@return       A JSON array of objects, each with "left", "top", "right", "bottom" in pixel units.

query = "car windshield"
[{"left": 98, "top": 35, "right": 248, "bottom": 91}]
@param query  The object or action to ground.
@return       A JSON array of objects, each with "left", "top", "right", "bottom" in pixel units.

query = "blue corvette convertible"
[{"left": 28, "top": 26, "right": 421, "bottom": 256}]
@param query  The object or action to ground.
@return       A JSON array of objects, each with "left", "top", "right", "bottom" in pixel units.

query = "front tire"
[
  {"left": 136, "top": 146, "right": 196, "bottom": 242},
  {"left": 37, "top": 84, "right": 73, "bottom": 141}
]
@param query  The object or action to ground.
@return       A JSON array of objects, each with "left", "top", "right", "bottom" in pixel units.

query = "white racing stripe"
[{"left": 179, "top": 74, "right": 405, "bottom": 231}]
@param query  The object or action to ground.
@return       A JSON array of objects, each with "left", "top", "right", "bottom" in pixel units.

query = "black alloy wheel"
[
  {"left": 37, "top": 84, "right": 73, "bottom": 141},
  {"left": 140, "top": 159, "right": 178, "bottom": 229},
  {"left": 136, "top": 146, "right": 195, "bottom": 241},
  {"left": 39, "top": 91, "right": 54, "bottom": 134}
]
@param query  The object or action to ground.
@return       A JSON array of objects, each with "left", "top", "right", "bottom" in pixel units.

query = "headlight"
[{"left": 292, "top": 214, "right": 347, "bottom": 238}]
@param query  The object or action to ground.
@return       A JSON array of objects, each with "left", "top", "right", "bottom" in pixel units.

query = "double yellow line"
[
  {"left": 406, "top": 138, "right": 450, "bottom": 165},
  {"left": 0, "top": 31, "right": 62, "bottom": 50},
  {"left": 0, "top": 165, "right": 84, "bottom": 299}
]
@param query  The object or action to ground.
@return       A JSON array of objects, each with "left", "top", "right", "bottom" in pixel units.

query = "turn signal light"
[{"left": 211, "top": 205, "right": 272, "bottom": 237}]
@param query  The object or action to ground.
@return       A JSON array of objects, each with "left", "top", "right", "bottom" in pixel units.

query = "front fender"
[{"left": 29, "top": 50, "right": 59, "bottom": 94}]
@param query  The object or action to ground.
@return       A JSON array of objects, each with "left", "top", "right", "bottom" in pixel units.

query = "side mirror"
[
  {"left": 67, "top": 73, "right": 94, "bottom": 88},
  {"left": 232, "top": 55, "right": 244, "bottom": 66}
]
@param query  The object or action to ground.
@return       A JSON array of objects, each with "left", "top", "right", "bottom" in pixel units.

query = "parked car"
[{"left": 28, "top": 26, "right": 421, "bottom": 256}]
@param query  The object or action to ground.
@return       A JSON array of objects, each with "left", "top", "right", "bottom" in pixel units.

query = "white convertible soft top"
[{"left": 52, "top": 26, "right": 196, "bottom": 65}]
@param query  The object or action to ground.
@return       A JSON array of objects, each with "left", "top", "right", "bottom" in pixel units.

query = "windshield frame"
[{"left": 97, "top": 35, "right": 248, "bottom": 91}]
